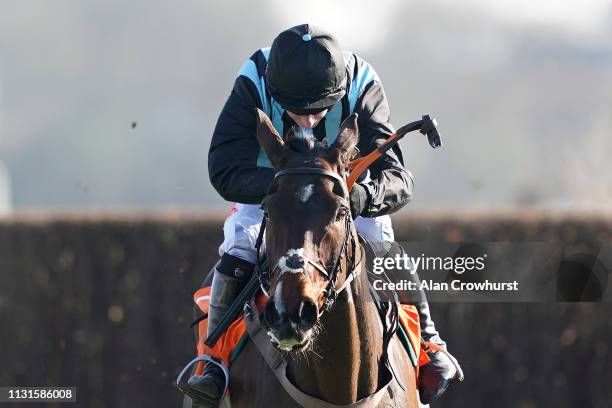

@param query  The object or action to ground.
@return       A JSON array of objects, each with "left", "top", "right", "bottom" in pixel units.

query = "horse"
[{"left": 188, "top": 109, "right": 419, "bottom": 407}]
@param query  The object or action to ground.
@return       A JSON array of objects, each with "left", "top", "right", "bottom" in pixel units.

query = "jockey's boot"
[
  {"left": 187, "top": 254, "right": 254, "bottom": 406},
  {"left": 416, "top": 300, "right": 464, "bottom": 404}
]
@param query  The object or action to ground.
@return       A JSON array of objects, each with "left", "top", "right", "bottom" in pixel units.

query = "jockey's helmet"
[{"left": 265, "top": 24, "right": 346, "bottom": 115}]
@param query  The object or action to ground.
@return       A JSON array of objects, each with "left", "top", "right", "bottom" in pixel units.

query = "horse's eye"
[{"left": 335, "top": 207, "right": 348, "bottom": 222}]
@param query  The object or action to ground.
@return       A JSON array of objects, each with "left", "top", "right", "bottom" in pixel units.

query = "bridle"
[{"left": 255, "top": 167, "right": 363, "bottom": 316}]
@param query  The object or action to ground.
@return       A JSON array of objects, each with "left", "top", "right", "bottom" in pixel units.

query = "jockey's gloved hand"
[
  {"left": 349, "top": 183, "right": 368, "bottom": 218},
  {"left": 419, "top": 347, "right": 463, "bottom": 404}
]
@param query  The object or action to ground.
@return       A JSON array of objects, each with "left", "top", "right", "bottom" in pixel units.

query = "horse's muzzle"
[{"left": 263, "top": 297, "right": 318, "bottom": 351}]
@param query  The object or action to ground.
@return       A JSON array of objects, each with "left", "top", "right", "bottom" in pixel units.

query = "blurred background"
[
  {"left": 1, "top": 0, "right": 611, "bottom": 212},
  {"left": 0, "top": 1, "right": 611, "bottom": 407}
]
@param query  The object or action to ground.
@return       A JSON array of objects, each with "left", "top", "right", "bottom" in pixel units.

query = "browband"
[{"left": 274, "top": 167, "right": 347, "bottom": 196}]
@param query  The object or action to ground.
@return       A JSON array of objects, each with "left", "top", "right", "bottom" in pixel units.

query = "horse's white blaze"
[
  {"left": 296, "top": 184, "right": 315, "bottom": 202},
  {"left": 278, "top": 248, "right": 305, "bottom": 274}
]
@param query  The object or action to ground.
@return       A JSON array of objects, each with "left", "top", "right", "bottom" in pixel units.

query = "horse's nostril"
[
  {"left": 298, "top": 299, "right": 318, "bottom": 329},
  {"left": 264, "top": 300, "right": 281, "bottom": 326}
]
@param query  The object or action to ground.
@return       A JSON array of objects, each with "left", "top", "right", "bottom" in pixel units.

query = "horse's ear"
[
  {"left": 255, "top": 108, "right": 285, "bottom": 167},
  {"left": 331, "top": 113, "right": 359, "bottom": 164}
]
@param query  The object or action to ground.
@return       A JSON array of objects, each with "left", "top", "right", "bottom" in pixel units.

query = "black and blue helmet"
[{"left": 265, "top": 24, "right": 347, "bottom": 115}]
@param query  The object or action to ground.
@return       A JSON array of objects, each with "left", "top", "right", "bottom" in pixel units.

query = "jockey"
[{"left": 186, "top": 24, "right": 462, "bottom": 406}]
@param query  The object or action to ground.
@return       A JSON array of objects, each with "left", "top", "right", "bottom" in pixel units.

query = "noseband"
[{"left": 255, "top": 167, "right": 363, "bottom": 315}]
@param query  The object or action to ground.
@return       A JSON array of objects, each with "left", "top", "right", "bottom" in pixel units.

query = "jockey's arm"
[
  {"left": 352, "top": 69, "right": 414, "bottom": 218},
  {"left": 208, "top": 73, "right": 274, "bottom": 204}
]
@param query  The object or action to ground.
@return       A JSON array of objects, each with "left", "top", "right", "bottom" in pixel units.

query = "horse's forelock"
[{"left": 285, "top": 134, "right": 326, "bottom": 155}]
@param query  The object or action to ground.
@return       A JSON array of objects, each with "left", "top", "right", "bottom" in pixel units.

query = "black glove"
[
  {"left": 418, "top": 348, "right": 463, "bottom": 404},
  {"left": 349, "top": 183, "right": 368, "bottom": 218}
]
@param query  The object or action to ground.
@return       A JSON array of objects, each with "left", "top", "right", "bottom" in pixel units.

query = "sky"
[{"left": 271, "top": 0, "right": 612, "bottom": 50}]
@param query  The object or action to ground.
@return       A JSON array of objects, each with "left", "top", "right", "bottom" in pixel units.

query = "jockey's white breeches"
[{"left": 218, "top": 203, "right": 394, "bottom": 264}]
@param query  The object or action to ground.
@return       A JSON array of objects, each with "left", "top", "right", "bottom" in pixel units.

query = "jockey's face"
[{"left": 286, "top": 109, "right": 328, "bottom": 129}]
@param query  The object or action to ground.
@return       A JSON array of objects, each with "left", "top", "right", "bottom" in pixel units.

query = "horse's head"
[{"left": 254, "top": 108, "right": 360, "bottom": 352}]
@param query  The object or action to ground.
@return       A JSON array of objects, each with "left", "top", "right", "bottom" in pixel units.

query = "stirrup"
[{"left": 176, "top": 355, "right": 230, "bottom": 405}]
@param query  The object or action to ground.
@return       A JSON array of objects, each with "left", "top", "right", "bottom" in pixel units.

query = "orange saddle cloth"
[{"left": 191, "top": 287, "right": 429, "bottom": 376}]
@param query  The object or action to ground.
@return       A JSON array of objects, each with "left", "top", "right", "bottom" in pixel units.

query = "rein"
[{"left": 255, "top": 167, "right": 362, "bottom": 316}]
